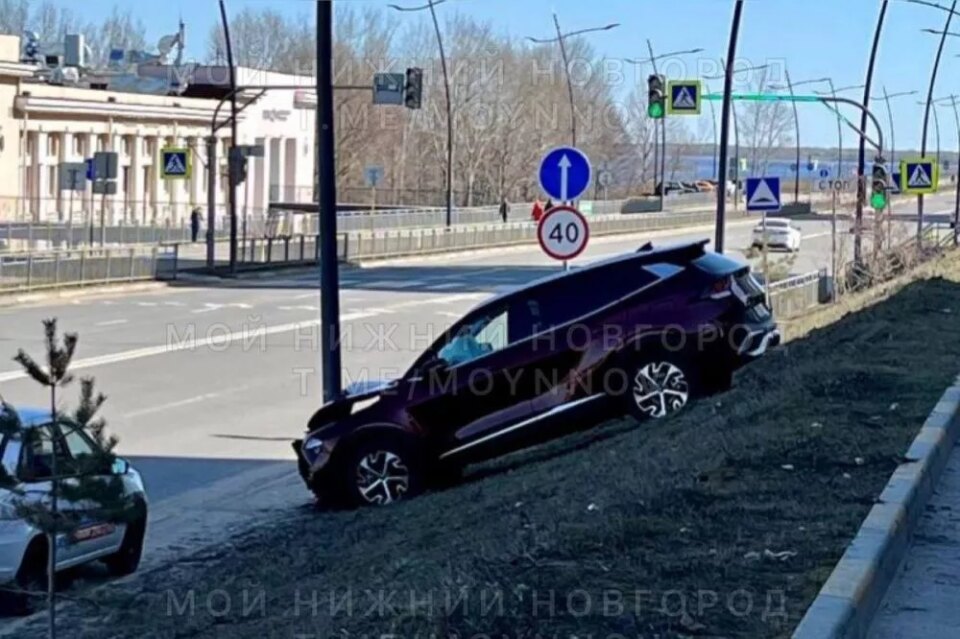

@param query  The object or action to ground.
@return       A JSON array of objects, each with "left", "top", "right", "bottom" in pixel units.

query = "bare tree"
[
  {"left": 0, "top": 0, "right": 30, "bottom": 36},
  {"left": 82, "top": 7, "right": 146, "bottom": 69},
  {"left": 741, "top": 69, "right": 794, "bottom": 176}
]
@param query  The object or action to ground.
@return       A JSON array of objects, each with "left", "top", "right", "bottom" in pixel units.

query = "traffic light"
[
  {"left": 870, "top": 159, "right": 888, "bottom": 209},
  {"left": 404, "top": 67, "right": 423, "bottom": 110},
  {"left": 647, "top": 74, "right": 665, "bottom": 119},
  {"left": 228, "top": 148, "right": 248, "bottom": 187}
]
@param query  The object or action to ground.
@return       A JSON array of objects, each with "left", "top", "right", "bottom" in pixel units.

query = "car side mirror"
[{"left": 111, "top": 458, "right": 130, "bottom": 475}]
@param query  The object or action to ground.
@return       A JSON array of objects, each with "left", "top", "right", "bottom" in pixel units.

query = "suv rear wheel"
[
  {"left": 339, "top": 436, "right": 424, "bottom": 508},
  {"left": 623, "top": 353, "right": 697, "bottom": 421}
]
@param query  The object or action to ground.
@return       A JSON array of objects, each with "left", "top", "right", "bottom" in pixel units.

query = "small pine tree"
[{"left": 1, "top": 320, "right": 127, "bottom": 639}]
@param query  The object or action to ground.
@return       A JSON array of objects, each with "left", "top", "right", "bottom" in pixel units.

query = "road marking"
[
  {"left": 137, "top": 302, "right": 158, "bottom": 307},
  {"left": 123, "top": 391, "right": 231, "bottom": 418},
  {"left": 0, "top": 295, "right": 486, "bottom": 383},
  {"left": 278, "top": 305, "right": 318, "bottom": 311},
  {"left": 804, "top": 232, "right": 832, "bottom": 240},
  {"left": 191, "top": 302, "right": 254, "bottom": 314},
  {"left": 95, "top": 319, "right": 128, "bottom": 327},
  {"left": 426, "top": 282, "right": 465, "bottom": 290}
]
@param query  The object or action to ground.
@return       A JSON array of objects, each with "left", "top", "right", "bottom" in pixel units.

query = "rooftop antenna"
[{"left": 175, "top": 16, "right": 185, "bottom": 67}]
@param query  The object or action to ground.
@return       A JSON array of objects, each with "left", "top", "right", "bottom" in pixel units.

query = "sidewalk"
[{"left": 869, "top": 441, "right": 960, "bottom": 638}]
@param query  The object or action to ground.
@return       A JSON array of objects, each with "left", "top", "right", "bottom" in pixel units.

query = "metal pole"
[
  {"left": 785, "top": 68, "right": 801, "bottom": 203},
  {"left": 431, "top": 0, "right": 454, "bottom": 225},
  {"left": 556, "top": 13, "right": 577, "bottom": 147},
  {"left": 831, "top": 185, "right": 838, "bottom": 298},
  {"left": 932, "top": 103, "right": 942, "bottom": 166},
  {"left": 883, "top": 88, "right": 895, "bottom": 176},
  {"left": 706, "top": 81, "right": 719, "bottom": 179},
  {"left": 733, "top": 100, "right": 740, "bottom": 210},
  {"left": 206, "top": 136, "right": 217, "bottom": 268},
  {"left": 317, "top": 0, "right": 342, "bottom": 402},
  {"left": 715, "top": 0, "right": 745, "bottom": 253},
  {"left": 856, "top": 0, "right": 889, "bottom": 264},
  {"left": 648, "top": 40, "right": 667, "bottom": 207},
  {"left": 918, "top": 0, "right": 957, "bottom": 248},
  {"left": 219, "top": 0, "right": 239, "bottom": 274},
  {"left": 951, "top": 95, "right": 960, "bottom": 246},
  {"left": 829, "top": 79, "right": 844, "bottom": 187}
]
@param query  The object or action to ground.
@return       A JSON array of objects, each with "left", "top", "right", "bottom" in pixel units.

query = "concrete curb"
[{"left": 792, "top": 375, "right": 960, "bottom": 639}]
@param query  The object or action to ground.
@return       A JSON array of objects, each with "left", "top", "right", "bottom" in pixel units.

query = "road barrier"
[
  {"left": 0, "top": 246, "right": 163, "bottom": 294},
  {"left": 768, "top": 270, "right": 827, "bottom": 318}
]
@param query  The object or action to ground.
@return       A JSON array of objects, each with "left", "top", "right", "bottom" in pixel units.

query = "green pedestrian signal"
[
  {"left": 647, "top": 74, "right": 665, "bottom": 120},
  {"left": 870, "top": 191, "right": 887, "bottom": 209}
]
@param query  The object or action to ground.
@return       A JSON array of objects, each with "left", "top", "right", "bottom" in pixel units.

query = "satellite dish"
[{"left": 157, "top": 35, "right": 177, "bottom": 57}]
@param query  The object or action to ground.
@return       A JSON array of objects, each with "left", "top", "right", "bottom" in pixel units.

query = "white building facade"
[{"left": 0, "top": 35, "right": 316, "bottom": 230}]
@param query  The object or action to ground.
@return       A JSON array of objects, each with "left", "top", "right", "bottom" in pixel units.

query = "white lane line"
[
  {"left": 278, "top": 305, "right": 318, "bottom": 311},
  {"left": 804, "top": 232, "right": 832, "bottom": 240},
  {"left": 356, "top": 280, "right": 397, "bottom": 288},
  {"left": 95, "top": 319, "right": 128, "bottom": 327},
  {"left": 124, "top": 392, "right": 225, "bottom": 418},
  {"left": 426, "top": 282, "right": 465, "bottom": 290},
  {"left": 0, "top": 295, "right": 486, "bottom": 383},
  {"left": 137, "top": 302, "right": 158, "bottom": 307}
]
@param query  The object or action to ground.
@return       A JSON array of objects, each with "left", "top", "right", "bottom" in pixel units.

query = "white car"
[
  {"left": 0, "top": 407, "right": 147, "bottom": 615},
  {"left": 751, "top": 218, "right": 802, "bottom": 252}
]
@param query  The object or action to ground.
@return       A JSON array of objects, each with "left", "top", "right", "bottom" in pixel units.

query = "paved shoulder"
[{"left": 870, "top": 442, "right": 960, "bottom": 638}]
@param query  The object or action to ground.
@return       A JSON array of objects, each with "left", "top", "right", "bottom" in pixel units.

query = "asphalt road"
[{"left": 0, "top": 202, "right": 947, "bottom": 581}]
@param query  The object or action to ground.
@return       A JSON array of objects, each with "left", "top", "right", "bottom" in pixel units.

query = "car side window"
[
  {"left": 437, "top": 309, "right": 509, "bottom": 367},
  {"left": 62, "top": 424, "right": 98, "bottom": 465},
  {"left": 18, "top": 425, "right": 71, "bottom": 482}
]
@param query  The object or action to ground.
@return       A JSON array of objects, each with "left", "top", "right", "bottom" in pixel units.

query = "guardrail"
[
  {"left": 768, "top": 269, "right": 827, "bottom": 318},
  {"left": 0, "top": 246, "right": 166, "bottom": 294}
]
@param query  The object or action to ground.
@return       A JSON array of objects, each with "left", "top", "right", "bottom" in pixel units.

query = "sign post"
[
  {"left": 745, "top": 177, "right": 782, "bottom": 303},
  {"left": 364, "top": 165, "right": 384, "bottom": 214},
  {"left": 537, "top": 205, "right": 589, "bottom": 271}
]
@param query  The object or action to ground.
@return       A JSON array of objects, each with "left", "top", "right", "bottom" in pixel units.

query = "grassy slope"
[{"left": 26, "top": 255, "right": 960, "bottom": 639}]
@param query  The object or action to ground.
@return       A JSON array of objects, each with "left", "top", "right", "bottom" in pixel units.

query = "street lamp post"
[
  {"left": 714, "top": 0, "right": 746, "bottom": 253},
  {"left": 218, "top": 0, "right": 240, "bottom": 274},
  {"left": 704, "top": 81, "right": 719, "bottom": 179},
  {"left": 921, "top": 99, "right": 943, "bottom": 166},
  {"left": 915, "top": 1, "right": 960, "bottom": 246},
  {"left": 770, "top": 76, "right": 831, "bottom": 203},
  {"left": 527, "top": 17, "right": 620, "bottom": 149},
  {"left": 873, "top": 89, "right": 918, "bottom": 178},
  {"left": 814, "top": 84, "right": 865, "bottom": 182},
  {"left": 389, "top": 0, "right": 454, "bottom": 226},
  {"left": 705, "top": 61, "right": 768, "bottom": 213},
  {"left": 936, "top": 95, "right": 960, "bottom": 245},
  {"left": 625, "top": 46, "right": 704, "bottom": 210}
]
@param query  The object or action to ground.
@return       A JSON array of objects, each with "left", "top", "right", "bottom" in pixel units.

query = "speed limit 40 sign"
[{"left": 537, "top": 205, "right": 589, "bottom": 261}]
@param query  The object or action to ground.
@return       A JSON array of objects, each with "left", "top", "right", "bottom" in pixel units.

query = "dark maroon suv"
[{"left": 293, "top": 240, "right": 779, "bottom": 507}]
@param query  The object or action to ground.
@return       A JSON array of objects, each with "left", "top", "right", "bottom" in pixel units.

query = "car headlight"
[{"left": 304, "top": 437, "right": 324, "bottom": 453}]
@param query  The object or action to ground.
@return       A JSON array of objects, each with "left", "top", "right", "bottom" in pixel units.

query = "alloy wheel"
[
  {"left": 632, "top": 361, "right": 690, "bottom": 418},
  {"left": 355, "top": 450, "right": 411, "bottom": 505}
]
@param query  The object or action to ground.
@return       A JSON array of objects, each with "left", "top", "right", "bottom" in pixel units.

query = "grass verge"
[{"left": 18, "top": 252, "right": 960, "bottom": 639}]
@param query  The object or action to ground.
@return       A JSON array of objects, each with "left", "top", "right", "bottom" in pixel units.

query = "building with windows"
[{"left": 0, "top": 34, "right": 316, "bottom": 229}]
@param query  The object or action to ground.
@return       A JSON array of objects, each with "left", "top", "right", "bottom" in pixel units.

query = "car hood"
[{"left": 304, "top": 378, "right": 396, "bottom": 433}]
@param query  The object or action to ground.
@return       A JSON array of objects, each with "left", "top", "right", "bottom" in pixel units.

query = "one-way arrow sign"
[{"left": 539, "top": 146, "right": 591, "bottom": 202}]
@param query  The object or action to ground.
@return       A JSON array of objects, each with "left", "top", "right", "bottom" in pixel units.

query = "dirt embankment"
[{"left": 16, "top": 253, "right": 960, "bottom": 639}]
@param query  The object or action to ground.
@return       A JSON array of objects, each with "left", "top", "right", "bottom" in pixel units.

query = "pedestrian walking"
[
  {"left": 531, "top": 197, "right": 544, "bottom": 223},
  {"left": 499, "top": 197, "right": 510, "bottom": 223},
  {"left": 190, "top": 207, "right": 202, "bottom": 243}
]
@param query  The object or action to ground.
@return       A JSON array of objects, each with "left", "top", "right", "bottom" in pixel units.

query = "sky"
[{"left": 24, "top": 0, "right": 960, "bottom": 154}]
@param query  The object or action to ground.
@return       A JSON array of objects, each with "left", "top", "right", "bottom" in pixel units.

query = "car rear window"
[{"left": 531, "top": 262, "right": 658, "bottom": 328}]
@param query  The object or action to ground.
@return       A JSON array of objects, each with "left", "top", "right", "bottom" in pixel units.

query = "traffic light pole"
[
  {"left": 218, "top": 0, "right": 240, "bottom": 275},
  {"left": 317, "top": 0, "right": 342, "bottom": 402},
  {"left": 647, "top": 40, "right": 666, "bottom": 211}
]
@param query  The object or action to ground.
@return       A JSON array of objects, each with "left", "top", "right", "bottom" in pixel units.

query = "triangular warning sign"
[
  {"left": 164, "top": 153, "right": 187, "bottom": 176},
  {"left": 907, "top": 164, "right": 932, "bottom": 188},
  {"left": 674, "top": 87, "right": 697, "bottom": 109},
  {"left": 748, "top": 179, "right": 779, "bottom": 208}
]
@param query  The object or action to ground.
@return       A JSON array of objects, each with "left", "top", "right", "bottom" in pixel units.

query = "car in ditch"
[
  {"left": 0, "top": 408, "right": 148, "bottom": 615},
  {"left": 293, "top": 240, "right": 779, "bottom": 508}
]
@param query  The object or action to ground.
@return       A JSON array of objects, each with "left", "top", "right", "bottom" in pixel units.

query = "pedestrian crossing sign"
[
  {"left": 667, "top": 80, "right": 702, "bottom": 115},
  {"left": 161, "top": 147, "right": 191, "bottom": 179},
  {"left": 900, "top": 158, "right": 938, "bottom": 194}
]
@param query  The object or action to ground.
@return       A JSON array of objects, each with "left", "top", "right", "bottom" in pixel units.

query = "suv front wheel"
[
  {"left": 623, "top": 354, "right": 697, "bottom": 421},
  {"left": 338, "top": 436, "right": 424, "bottom": 508}
]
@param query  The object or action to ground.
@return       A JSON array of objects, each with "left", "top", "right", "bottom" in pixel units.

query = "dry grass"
[{"left": 15, "top": 251, "right": 960, "bottom": 639}]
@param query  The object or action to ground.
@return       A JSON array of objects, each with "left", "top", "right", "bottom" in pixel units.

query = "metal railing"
[
  {"left": 0, "top": 246, "right": 166, "bottom": 293},
  {"left": 768, "top": 269, "right": 826, "bottom": 318}
]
